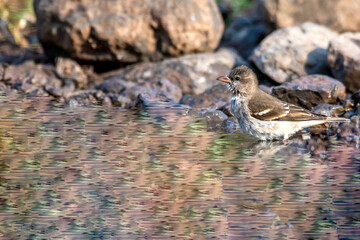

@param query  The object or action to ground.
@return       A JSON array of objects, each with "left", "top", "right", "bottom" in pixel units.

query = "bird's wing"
[{"left": 248, "top": 90, "right": 327, "bottom": 121}]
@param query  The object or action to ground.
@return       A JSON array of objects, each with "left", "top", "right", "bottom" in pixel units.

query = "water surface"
[{"left": 0, "top": 92, "right": 359, "bottom": 239}]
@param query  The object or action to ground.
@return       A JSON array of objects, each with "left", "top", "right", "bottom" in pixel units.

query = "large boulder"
[
  {"left": 259, "top": 0, "right": 360, "bottom": 33},
  {"left": 250, "top": 23, "right": 337, "bottom": 83},
  {"left": 272, "top": 75, "right": 346, "bottom": 109},
  {"left": 97, "top": 48, "right": 239, "bottom": 98},
  {"left": 34, "top": 0, "right": 224, "bottom": 64},
  {"left": 327, "top": 32, "right": 360, "bottom": 93}
]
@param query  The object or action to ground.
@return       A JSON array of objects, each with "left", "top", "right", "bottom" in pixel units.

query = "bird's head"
[{"left": 216, "top": 65, "right": 258, "bottom": 97}]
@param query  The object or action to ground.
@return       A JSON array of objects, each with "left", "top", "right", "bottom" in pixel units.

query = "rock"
[
  {"left": 217, "top": 1, "right": 231, "bottom": 21},
  {"left": 180, "top": 84, "right": 230, "bottom": 109},
  {"left": 354, "top": 106, "right": 360, "bottom": 117},
  {"left": 250, "top": 23, "right": 337, "bottom": 83},
  {"left": 352, "top": 90, "right": 360, "bottom": 106},
  {"left": 55, "top": 57, "right": 88, "bottom": 89},
  {"left": 327, "top": 33, "right": 360, "bottom": 93},
  {"left": 218, "top": 103, "right": 233, "bottom": 117},
  {"left": 189, "top": 108, "right": 228, "bottom": 130},
  {"left": 272, "top": 75, "right": 346, "bottom": 109},
  {"left": 133, "top": 91, "right": 178, "bottom": 109},
  {"left": 221, "top": 16, "right": 271, "bottom": 59},
  {"left": 0, "top": 41, "right": 44, "bottom": 65},
  {"left": 97, "top": 49, "right": 238, "bottom": 99},
  {"left": 221, "top": 117, "right": 239, "bottom": 133},
  {"left": 34, "top": 0, "right": 224, "bottom": 64},
  {"left": 311, "top": 104, "right": 346, "bottom": 117},
  {"left": 258, "top": 84, "right": 272, "bottom": 94},
  {"left": 97, "top": 77, "right": 182, "bottom": 108},
  {"left": 63, "top": 90, "right": 100, "bottom": 106},
  {"left": 259, "top": 0, "right": 360, "bottom": 33},
  {"left": 0, "top": 61, "right": 62, "bottom": 94},
  {"left": 46, "top": 87, "right": 62, "bottom": 98}
]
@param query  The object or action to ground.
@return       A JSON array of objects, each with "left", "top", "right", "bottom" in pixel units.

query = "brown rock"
[
  {"left": 327, "top": 32, "right": 360, "bottom": 93},
  {"left": 55, "top": 57, "right": 88, "bottom": 89},
  {"left": 34, "top": 0, "right": 224, "bottom": 64},
  {"left": 250, "top": 23, "right": 337, "bottom": 83},
  {"left": 0, "top": 61, "right": 61, "bottom": 94},
  {"left": 272, "top": 75, "right": 346, "bottom": 109},
  {"left": 259, "top": 0, "right": 360, "bottom": 32},
  {"left": 97, "top": 49, "right": 238, "bottom": 98}
]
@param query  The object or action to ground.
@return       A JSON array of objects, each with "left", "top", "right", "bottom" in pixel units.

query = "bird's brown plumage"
[{"left": 248, "top": 89, "right": 328, "bottom": 121}]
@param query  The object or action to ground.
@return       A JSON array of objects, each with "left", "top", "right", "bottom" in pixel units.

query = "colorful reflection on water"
[{"left": 0, "top": 92, "right": 359, "bottom": 239}]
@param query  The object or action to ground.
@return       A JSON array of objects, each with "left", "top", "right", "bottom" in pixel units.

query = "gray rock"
[
  {"left": 97, "top": 49, "right": 238, "bottom": 98},
  {"left": 259, "top": 0, "right": 360, "bottom": 33},
  {"left": 221, "top": 16, "right": 271, "bottom": 59},
  {"left": 180, "top": 84, "right": 230, "bottom": 109},
  {"left": 133, "top": 91, "right": 178, "bottom": 109},
  {"left": 189, "top": 108, "right": 228, "bottom": 130},
  {"left": 250, "top": 22, "right": 338, "bottom": 83},
  {"left": 352, "top": 90, "right": 360, "bottom": 106},
  {"left": 272, "top": 75, "right": 346, "bottom": 109},
  {"left": 354, "top": 107, "right": 360, "bottom": 117},
  {"left": 327, "top": 32, "right": 360, "bottom": 93},
  {"left": 221, "top": 117, "right": 239, "bottom": 133},
  {"left": 311, "top": 104, "right": 346, "bottom": 117},
  {"left": 97, "top": 78, "right": 182, "bottom": 108},
  {"left": 34, "top": 0, "right": 224, "bottom": 64},
  {"left": 46, "top": 87, "right": 62, "bottom": 98}
]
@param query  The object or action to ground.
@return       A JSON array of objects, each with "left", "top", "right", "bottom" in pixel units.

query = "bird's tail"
[{"left": 326, "top": 117, "right": 350, "bottom": 123}]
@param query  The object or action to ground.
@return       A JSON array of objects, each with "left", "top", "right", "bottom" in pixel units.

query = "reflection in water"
[{"left": 0, "top": 92, "right": 359, "bottom": 239}]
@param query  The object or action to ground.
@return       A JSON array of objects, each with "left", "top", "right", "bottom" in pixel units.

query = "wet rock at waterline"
[
  {"left": 133, "top": 94, "right": 229, "bottom": 131},
  {"left": 133, "top": 92, "right": 179, "bottom": 109},
  {"left": 250, "top": 23, "right": 337, "bottom": 83},
  {"left": 188, "top": 108, "right": 228, "bottom": 130},
  {"left": 271, "top": 75, "right": 346, "bottom": 109},
  {"left": 98, "top": 49, "right": 239, "bottom": 96},
  {"left": 327, "top": 32, "right": 360, "bottom": 93},
  {"left": 0, "top": 61, "right": 61, "bottom": 95},
  {"left": 34, "top": 0, "right": 224, "bottom": 64},
  {"left": 55, "top": 57, "right": 88, "bottom": 89},
  {"left": 259, "top": 0, "right": 360, "bottom": 33},
  {"left": 98, "top": 77, "right": 182, "bottom": 108},
  {"left": 221, "top": 117, "right": 239, "bottom": 133}
]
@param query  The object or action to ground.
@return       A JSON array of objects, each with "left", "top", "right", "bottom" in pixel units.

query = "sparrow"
[{"left": 216, "top": 65, "right": 349, "bottom": 141}]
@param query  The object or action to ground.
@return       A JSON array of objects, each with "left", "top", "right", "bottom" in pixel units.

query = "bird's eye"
[{"left": 235, "top": 77, "right": 240, "bottom": 81}]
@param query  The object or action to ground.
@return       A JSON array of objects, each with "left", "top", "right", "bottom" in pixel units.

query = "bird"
[{"left": 216, "top": 65, "right": 349, "bottom": 141}]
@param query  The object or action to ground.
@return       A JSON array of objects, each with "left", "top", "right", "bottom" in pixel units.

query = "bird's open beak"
[{"left": 216, "top": 75, "right": 231, "bottom": 83}]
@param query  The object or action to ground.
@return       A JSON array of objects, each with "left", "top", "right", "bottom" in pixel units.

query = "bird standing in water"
[{"left": 216, "top": 65, "right": 349, "bottom": 140}]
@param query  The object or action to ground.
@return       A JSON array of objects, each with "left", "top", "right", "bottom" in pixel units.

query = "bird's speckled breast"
[{"left": 230, "top": 95, "right": 294, "bottom": 140}]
